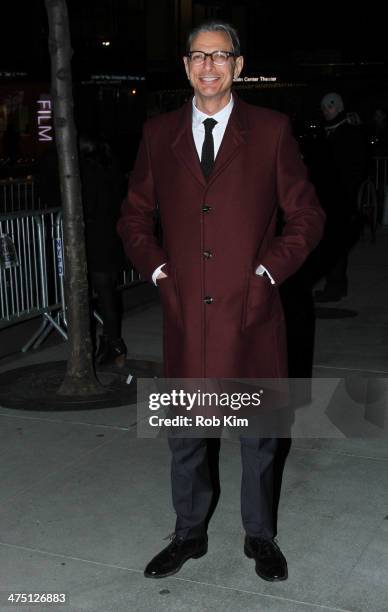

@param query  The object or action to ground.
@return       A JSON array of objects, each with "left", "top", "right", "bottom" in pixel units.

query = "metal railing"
[
  {"left": 0, "top": 208, "right": 64, "bottom": 340},
  {"left": 0, "top": 207, "right": 142, "bottom": 351},
  {"left": 0, "top": 178, "right": 40, "bottom": 214},
  {"left": 21, "top": 209, "right": 68, "bottom": 351}
]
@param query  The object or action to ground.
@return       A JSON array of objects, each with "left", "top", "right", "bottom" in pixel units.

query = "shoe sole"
[
  {"left": 144, "top": 546, "right": 208, "bottom": 579},
  {"left": 244, "top": 546, "right": 288, "bottom": 582}
]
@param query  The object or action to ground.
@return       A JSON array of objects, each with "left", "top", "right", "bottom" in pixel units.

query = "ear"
[
  {"left": 233, "top": 55, "right": 244, "bottom": 79},
  {"left": 183, "top": 56, "right": 190, "bottom": 81}
]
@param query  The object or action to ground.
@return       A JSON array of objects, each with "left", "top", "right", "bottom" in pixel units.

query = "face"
[
  {"left": 183, "top": 30, "right": 244, "bottom": 111},
  {"left": 321, "top": 105, "right": 339, "bottom": 122}
]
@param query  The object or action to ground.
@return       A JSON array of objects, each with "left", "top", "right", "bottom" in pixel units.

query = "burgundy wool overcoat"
[{"left": 118, "top": 96, "right": 325, "bottom": 378}]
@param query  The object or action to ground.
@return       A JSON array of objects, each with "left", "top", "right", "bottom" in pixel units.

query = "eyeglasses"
[{"left": 187, "top": 50, "right": 236, "bottom": 66}]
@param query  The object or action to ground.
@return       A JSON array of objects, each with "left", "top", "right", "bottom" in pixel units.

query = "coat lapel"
[
  {"left": 170, "top": 95, "right": 248, "bottom": 187},
  {"left": 171, "top": 100, "right": 206, "bottom": 187},
  {"left": 209, "top": 96, "right": 248, "bottom": 184}
]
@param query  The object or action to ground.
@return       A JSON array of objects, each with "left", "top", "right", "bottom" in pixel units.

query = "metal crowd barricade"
[
  {"left": 121, "top": 265, "right": 142, "bottom": 288},
  {"left": 51, "top": 210, "right": 143, "bottom": 328},
  {"left": 1, "top": 205, "right": 144, "bottom": 352},
  {"left": 0, "top": 207, "right": 68, "bottom": 350},
  {"left": 48, "top": 211, "right": 144, "bottom": 298},
  {"left": 22, "top": 209, "right": 68, "bottom": 351},
  {"left": 0, "top": 178, "right": 40, "bottom": 214}
]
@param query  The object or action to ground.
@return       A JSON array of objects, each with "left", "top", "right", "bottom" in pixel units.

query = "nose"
[{"left": 203, "top": 55, "right": 214, "bottom": 68}]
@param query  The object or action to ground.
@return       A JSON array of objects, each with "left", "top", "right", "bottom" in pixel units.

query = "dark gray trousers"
[{"left": 168, "top": 437, "right": 279, "bottom": 539}]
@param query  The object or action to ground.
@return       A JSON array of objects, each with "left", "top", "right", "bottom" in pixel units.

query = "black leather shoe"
[
  {"left": 95, "top": 335, "right": 127, "bottom": 367},
  {"left": 144, "top": 534, "right": 208, "bottom": 579},
  {"left": 244, "top": 536, "right": 288, "bottom": 581}
]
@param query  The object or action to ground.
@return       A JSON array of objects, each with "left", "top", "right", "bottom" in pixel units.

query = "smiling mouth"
[{"left": 199, "top": 76, "right": 219, "bottom": 82}]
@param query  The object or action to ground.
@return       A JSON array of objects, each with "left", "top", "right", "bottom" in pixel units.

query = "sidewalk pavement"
[{"left": 0, "top": 230, "right": 387, "bottom": 612}]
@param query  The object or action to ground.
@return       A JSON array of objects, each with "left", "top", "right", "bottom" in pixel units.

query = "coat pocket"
[
  {"left": 157, "top": 266, "right": 183, "bottom": 330},
  {"left": 242, "top": 269, "right": 275, "bottom": 330}
]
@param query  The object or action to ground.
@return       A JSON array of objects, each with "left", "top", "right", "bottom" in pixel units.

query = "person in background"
[
  {"left": 311, "top": 93, "right": 368, "bottom": 302},
  {"left": 79, "top": 134, "right": 127, "bottom": 366},
  {"left": 369, "top": 107, "right": 388, "bottom": 156}
]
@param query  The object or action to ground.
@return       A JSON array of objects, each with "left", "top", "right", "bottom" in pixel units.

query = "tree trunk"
[{"left": 45, "top": 0, "right": 102, "bottom": 395}]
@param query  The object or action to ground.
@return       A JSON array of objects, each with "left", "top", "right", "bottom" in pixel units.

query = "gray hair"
[{"left": 186, "top": 20, "right": 241, "bottom": 56}]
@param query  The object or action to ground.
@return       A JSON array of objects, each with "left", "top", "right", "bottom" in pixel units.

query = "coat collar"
[{"left": 171, "top": 93, "right": 249, "bottom": 187}]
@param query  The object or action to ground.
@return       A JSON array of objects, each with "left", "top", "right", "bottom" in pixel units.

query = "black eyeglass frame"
[{"left": 186, "top": 50, "right": 237, "bottom": 64}]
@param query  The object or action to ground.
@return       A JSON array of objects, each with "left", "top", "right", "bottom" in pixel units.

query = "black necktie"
[{"left": 201, "top": 118, "right": 217, "bottom": 179}]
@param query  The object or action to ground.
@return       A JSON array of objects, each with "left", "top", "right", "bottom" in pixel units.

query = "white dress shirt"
[
  {"left": 152, "top": 95, "right": 275, "bottom": 285},
  {"left": 191, "top": 94, "right": 234, "bottom": 159}
]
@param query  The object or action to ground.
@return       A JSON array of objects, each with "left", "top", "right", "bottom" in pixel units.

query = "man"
[
  {"left": 311, "top": 92, "right": 367, "bottom": 302},
  {"left": 118, "top": 21, "right": 324, "bottom": 582}
]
